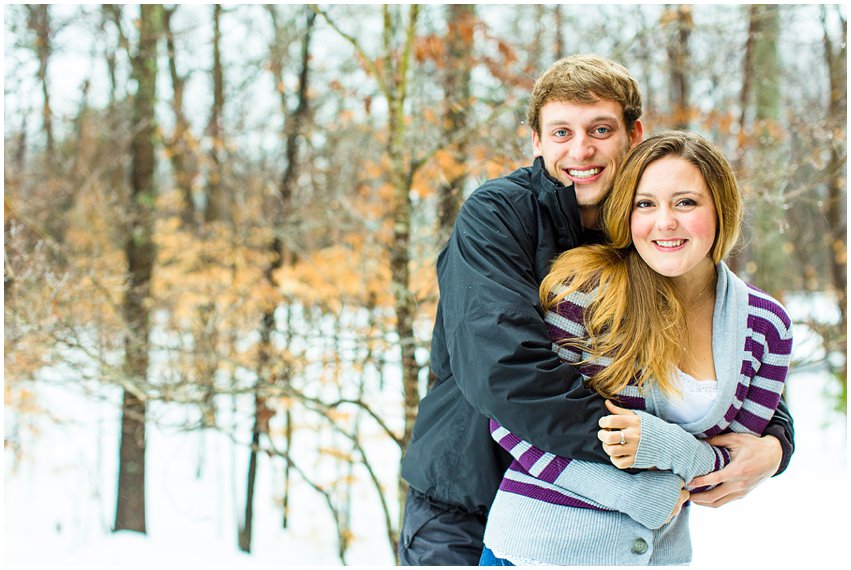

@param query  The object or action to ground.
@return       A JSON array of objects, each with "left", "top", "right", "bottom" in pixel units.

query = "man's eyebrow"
[{"left": 543, "top": 115, "right": 621, "bottom": 128}]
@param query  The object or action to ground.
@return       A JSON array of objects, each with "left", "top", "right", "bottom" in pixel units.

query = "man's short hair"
[{"left": 526, "top": 54, "right": 643, "bottom": 136}]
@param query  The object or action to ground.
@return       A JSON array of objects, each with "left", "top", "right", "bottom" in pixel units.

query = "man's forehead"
[{"left": 540, "top": 100, "right": 625, "bottom": 126}]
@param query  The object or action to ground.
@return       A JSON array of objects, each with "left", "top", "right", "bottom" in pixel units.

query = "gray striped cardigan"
[{"left": 483, "top": 262, "right": 793, "bottom": 565}]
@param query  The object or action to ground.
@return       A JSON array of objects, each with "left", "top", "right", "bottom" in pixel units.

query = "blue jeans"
[{"left": 479, "top": 546, "right": 514, "bottom": 566}]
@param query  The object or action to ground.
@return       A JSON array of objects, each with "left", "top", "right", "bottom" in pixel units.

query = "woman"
[{"left": 480, "top": 131, "right": 793, "bottom": 566}]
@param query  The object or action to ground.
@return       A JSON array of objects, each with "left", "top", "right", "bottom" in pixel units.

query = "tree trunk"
[
  {"left": 115, "top": 4, "right": 160, "bottom": 535},
  {"left": 436, "top": 4, "right": 474, "bottom": 248},
  {"left": 204, "top": 4, "right": 228, "bottom": 224},
  {"left": 553, "top": 5, "right": 565, "bottom": 61},
  {"left": 753, "top": 5, "right": 781, "bottom": 134},
  {"left": 239, "top": 6, "right": 316, "bottom": 553},
  {"left": 665, "top": 5, "right": 692, "bottom": 130},
  {"left": 383, "top": 6, "right": 420, "bottom": 559},
  {"left": 821, "top": 6, "right": 847, "bottom": 396},
  {"left": 164, "top": 5, "right": 198, "bottom": 227},
  {"left": 26, "top": 5, "right": 53, "bottom": 154}
]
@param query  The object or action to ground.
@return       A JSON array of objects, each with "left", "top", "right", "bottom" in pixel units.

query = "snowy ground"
[{"left": 4, "top": 364, "right": 848, "bottom": 568}]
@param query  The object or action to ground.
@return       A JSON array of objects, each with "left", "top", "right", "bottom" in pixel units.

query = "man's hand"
[{"left": 688, "top": 432, "right": 782, "bottom": 508}]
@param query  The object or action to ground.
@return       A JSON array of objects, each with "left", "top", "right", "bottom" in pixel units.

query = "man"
[{"left": 399, "top": 55, "right": 794, "bottom": 566}]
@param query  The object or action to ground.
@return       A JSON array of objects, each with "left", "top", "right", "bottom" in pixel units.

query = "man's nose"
[{"left": 567, "top": 132, "right": 595, "bottom": 161}]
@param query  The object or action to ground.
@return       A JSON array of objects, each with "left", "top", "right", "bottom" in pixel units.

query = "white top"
[{"left": 663, "top": 369, "right": 718, "bottom": 425}]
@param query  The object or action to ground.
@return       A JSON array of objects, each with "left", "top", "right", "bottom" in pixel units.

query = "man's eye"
[
  {"left": 553, "top": 129, "right": 568, "bottom": 137},
  {"left": 593, "top": 127, "right": 611, "bottom": 136}
]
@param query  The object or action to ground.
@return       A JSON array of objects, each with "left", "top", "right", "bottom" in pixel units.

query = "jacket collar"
[{"left": 532, "top": 156, "right": 588, "bottom": 248}]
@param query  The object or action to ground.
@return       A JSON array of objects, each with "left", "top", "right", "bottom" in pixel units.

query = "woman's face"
[{"left": 630, "top": 156, "right": 717, "bottom": 282}]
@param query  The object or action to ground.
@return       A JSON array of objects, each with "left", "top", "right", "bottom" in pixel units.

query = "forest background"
[{"left": 3, "top": 3, "right": 847, "bottom": 566}]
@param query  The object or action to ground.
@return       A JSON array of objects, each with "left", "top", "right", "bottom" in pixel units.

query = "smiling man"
[{"left": 398, "top": 55, "right": 795, "bottom": 566}]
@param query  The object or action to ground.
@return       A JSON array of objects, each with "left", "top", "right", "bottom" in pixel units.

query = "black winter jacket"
[{"left": 400, "top": 157, "right": 794, "bottom": 515}]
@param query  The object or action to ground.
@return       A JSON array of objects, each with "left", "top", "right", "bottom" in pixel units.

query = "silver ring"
[{"left": 618, "top": 430, "right": 626, "bottom": 445}]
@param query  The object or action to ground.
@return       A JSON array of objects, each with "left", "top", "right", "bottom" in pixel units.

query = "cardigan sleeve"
[
  {"left": 631, "top": 412, "right": 731, "bottom": 484},
  {"left": 490, "top": 420, "right": 685, "bottom": 530}
]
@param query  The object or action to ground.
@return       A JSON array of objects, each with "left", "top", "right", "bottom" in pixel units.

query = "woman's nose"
[{"left": 656, "top": 208, "right": 677, "bottom": 231}]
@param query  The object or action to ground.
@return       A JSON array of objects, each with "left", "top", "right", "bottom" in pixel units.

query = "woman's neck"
[{"left": 672, "top": 259, "right": 717, "bottom": 306}]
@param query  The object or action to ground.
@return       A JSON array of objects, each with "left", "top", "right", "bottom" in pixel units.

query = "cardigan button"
[{"left": 631, "top": 538, "right": 649, "bottom": 555}]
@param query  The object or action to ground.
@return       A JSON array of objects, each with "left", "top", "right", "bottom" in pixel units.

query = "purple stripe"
[
  {"left": 734, "top": 381, "right": 749, "bottom": 402},
  {"left": 499, "top": 477, "right": 604, "bottom": 511},
  {"left": 546, "top": 322, "right": 581, "bottom": 343},
  {"left": 747, "top": 384, "right": 783, "bottom": 408},
  {"left": 747, "top": 315, "right": 792, "bottom": 350},
  {"left": 723, "top": 403, "right": 740, "bottom": 424},
  {"left": 744, "top": 337, "right": 765, "bottom": 361},
  {"left": 536, "top": 455, "right": 573, "bottom": 483},
  {"left": 748, "top": 289, "right": 792, "bottom": 328},
  {"left": 517, "top": 446, "right": 545, "bottom": 469},
  {"left": 755, "top": 363, "right": 789, "bottom": 383},
  {"left": 553, "top": 298, "right": 586, "bottom": 324},
  {"left": 735, "top": 407, "right": 771, "bottom": 434},
  {"left": 702, "top": 424, "right": 724, "bottom": 438},
  {"left": 614, "top": 395, "right": 646, "bottom": 411}
]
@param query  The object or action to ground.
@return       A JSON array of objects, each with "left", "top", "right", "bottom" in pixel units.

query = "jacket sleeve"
[
  {"left": 441, "top": 187, "right": 610, "bottom": 463},
  {"left": 491, "top": 420, "right": 683, "bottom": 530},
  {"left": 765, "top": 395, "right": 794, "bottom": 476}
]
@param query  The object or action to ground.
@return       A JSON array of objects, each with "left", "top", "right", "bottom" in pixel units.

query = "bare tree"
[
  {"left": 115, "top": 3, "right": 161, "bottom": 535},
  {"left": 204, "top": 4, "right": 229, "bottom": 224},
  {"left": 436, "top": 4, "right": 475, "bottom": 247},
  {"left": 239, "top": 6, "right": 317, "bottom": 554},
  {"left": 26, "top": 5, "right": 54, "bottom": 154},
  {"left": 163, "top": 5, "right": 200, "bottom": 226},
  {"left": 821, "top": 5, "right": 847, "bottom": 398},
  {"left": 665, "top": 5, "right": 692, "bottom": 130}
]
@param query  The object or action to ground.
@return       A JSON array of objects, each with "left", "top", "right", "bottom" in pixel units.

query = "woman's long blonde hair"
[{"left": 540, "top": 131, "right": 743, "bottom": 398}]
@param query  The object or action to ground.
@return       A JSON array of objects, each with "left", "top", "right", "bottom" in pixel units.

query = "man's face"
[{"left": 532, "top": 99, "right": 643, "bottom": 212}]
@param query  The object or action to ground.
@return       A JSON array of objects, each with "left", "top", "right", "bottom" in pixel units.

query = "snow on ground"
[{"left": 4, "top": 364, "right": 848, "bottom": 568}]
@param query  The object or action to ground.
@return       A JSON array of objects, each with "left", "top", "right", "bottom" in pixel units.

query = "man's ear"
[
  {"left": 629, "top": 120, "right": 644, "bottom": 148},
  {"left": 531, "top": 130, "right": 543, "bottom": 158}
]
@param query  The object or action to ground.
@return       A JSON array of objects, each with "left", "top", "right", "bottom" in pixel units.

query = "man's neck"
[{"left": 580, "top": 207, "right": 600, "bottom": 230}]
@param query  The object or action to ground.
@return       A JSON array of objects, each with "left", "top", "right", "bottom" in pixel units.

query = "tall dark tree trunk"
[
  {"left": 204, "top": 4, "right": 228, "bottom": 224},
  {"left": 436, "top": 4, "right": 474, "bottom": 248},
  {"left": 553, "top": 5, "right": 565, "bottom": 61},
  {"left": 665, "top": 5, "right": 692, "bottom": 130},
  {"left": 26, "top": 5, "right": 53, "bottom": 154},
  {"left": 383, "top": 7, "right": 420, "bottom": 559},
  {"left": 115, "top": 4, "right": 160, "bottom": 535},
  {"left": 239, "top": 6, "right": 316, "bottom": 554}
]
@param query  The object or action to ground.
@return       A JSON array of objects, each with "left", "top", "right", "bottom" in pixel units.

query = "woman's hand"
[{"left": 598, "top": 400, "right": 641, "bottom": 469}]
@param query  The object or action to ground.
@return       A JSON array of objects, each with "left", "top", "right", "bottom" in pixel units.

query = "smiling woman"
[
  {"left": 481, "top": 131, "right": 793, "bottom": 565},
  {"left": 630, "top": 157, "right": 718, "bottom": 282}
]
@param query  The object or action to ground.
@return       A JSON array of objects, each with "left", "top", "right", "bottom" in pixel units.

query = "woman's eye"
[
  {"left": 677, "top": 198, "right": 697, "bottom": 207},
  {"left": 635, "top": 200, "right": 653, "bottom": 208}
]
